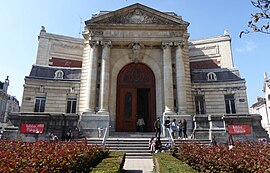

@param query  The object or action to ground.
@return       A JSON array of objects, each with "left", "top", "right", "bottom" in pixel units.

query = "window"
[
  {"left": 67, "top": 97, "right": 77, "bottom": 113},
  {"left": 54, "top": 70, "right": 64, "bottom": 79},
  {"left": 225, "top": 94, "right": 236, "bottom": 114},
  {"left": 34, "top": 96, "right": 46, "bottom": 112},
  {"left": 207, "top": 72, "right": 217, "bottom": 81},
  {"left": 195, "top": 96, "right": 205, "bottom": 114}
]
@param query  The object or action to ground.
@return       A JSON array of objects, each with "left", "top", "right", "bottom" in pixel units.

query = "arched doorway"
[{"left": 116, "top": 63, "right": 156, "bottom": 132}]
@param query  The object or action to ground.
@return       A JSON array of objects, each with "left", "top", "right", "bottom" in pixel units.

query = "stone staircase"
[{"left": 86, "top": 132, "right": 211, "bottom": 159}]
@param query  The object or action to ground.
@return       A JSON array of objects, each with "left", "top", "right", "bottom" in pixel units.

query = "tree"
[{"left": 240, "top": 0, "right": 270, "bottom": 37}]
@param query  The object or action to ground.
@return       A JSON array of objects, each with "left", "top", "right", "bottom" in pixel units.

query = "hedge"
[
  {"left": 0, "top": 140, "right": 109, "bottom": 173},
  {"left": 173, "top": 141, "right": 270, "bottom": 173},
  {"left": 91, "top": 151, "right": 126, "bottom": 173},
  {"left": 153, "top": 152, "right": 197, "bottom": 173}
]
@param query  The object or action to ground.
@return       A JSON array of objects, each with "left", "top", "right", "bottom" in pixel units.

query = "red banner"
[
  {"left": 21, "top": 124, "right": 44, "bottom": 134},
  {"left": 228, "top": 125, "right": 251, "bottom": 134}
]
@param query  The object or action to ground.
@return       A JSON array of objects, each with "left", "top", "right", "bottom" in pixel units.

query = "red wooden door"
[
  {"left": 117, "top": 88, "right": 137, "bottom": 132},
  {"left": 116, "top": 63, "right": 156, "bottom": 132}
]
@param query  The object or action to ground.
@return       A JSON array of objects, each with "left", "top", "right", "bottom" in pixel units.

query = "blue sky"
[{"left": 0, "top": 0, "right": 269, "bottom": 107}]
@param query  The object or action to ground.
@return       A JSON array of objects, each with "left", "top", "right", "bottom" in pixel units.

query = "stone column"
[
  {"left": 175, "top": 42, "right": 186, "bottom": 113},
  {"left": 88, "top": 40, "right": 100, "bottom": 112},
  {"left": 78, "top": 29, "right": 91, "bottom": 112},
  {"left": 162, "top": 42, "right": 174, "bottom": 114},
  {"left": 98, "top": 40, "right": 112, "bottom": 114}
]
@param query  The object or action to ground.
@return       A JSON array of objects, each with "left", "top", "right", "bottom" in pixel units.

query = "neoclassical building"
[
  {"left": 12, "top": 4, "right": 267, "bottom": 140},
  {"left": 250, "top": 73, "right": 270, "bottom": 137}
]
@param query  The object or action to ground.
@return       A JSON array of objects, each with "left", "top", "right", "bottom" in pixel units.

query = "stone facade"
[
  {"left": 12, "top": 3, "right": 268, "bottom": 141},
  {"left": 250, "top": 73, "right": 270, "bottom": 137},
  {"left": 0, "top": 76, "right": 20, "bottom": 123},
  {"left": 0, "top": 77, "right": 9, "bottom": 122}
]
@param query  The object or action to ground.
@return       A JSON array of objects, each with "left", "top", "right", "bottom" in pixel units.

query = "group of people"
[
  {"left": 148, "top": 136, "right": 171, "bottom": 153},
  {"left": 154, "top": 116, "right": 188, "bottom": 139},
  {"left": 49, "top": 130, "right": 73, "bottom": 143}
]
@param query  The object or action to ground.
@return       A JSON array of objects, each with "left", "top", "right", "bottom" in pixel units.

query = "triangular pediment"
[{"left": 86, "top": 3, "right": 189, "bottom": 26}]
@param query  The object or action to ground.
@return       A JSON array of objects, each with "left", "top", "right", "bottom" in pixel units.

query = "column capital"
[
  {"left": 162, "top": 42, "right": 173, "bottom": 49},
  {"left": 174, "top": 41, "right": 184, "bottom": 48},
  {"left": 101, "top": 40, "right": 112, "bottom": 48},
  {"left": 82, "top": 27, "right": 90, "bottom": 40},
  {"left": 89, "top": 40, "right": 100, "bottom": 48}
]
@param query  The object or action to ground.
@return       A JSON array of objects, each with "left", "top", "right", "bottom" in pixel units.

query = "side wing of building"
[{"left": 189, "top": 35, "right": 249, "bottom": 115}]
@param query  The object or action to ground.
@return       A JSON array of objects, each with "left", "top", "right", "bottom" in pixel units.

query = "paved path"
[{"left": 123, "top": 159, "right": 154, "bottom": 173}]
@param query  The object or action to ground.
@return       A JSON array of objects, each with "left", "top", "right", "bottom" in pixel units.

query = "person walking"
[
  {"left": 178, "top": 120, "right": 183, "bottom": 139},
  {"left": 154, "top": 117, "right": 161, "bottom": 138},
  {"left": 137, "top": 117, "right": 145, "bottom": 132},
  {"left": 183, "top": 119, "right": 188, "bottom": 139}
]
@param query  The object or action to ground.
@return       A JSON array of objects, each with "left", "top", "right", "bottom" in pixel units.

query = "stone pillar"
[
  {"left": 88, "top": 40, "right": 99, "bottom": 112},
  {"left": 175, "top": 42, "right": 186, "bottom": 114},
  {"left": 98, "top": 40, "right": 112, "bottom": 114},
  {"left": 78, "top": 29, "right": 91, "bottom": 112},
  {"left": 162, "top": 42, "right": 174, "bottom": 114}
]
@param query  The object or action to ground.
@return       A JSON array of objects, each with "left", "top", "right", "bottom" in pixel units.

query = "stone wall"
[
  {"left": 8, "top": 113, "right": 79, "bottom": 142},
  {"left": 36, "top": 31, "right": 83, "bottom": 66},
  {"left": 192, "top": 80, "right": 249, "bottom": 115},
  {"left": 21, "top": 78, "right": 80, "bottom": 113}
]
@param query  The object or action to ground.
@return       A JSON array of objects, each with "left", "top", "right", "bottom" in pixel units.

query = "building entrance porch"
[{"left": 116, "top": 63, "right": 156, "bottom": 132}]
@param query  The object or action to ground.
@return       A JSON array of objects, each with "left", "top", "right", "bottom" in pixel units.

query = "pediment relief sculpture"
[{"left": 96, "top": 9, "right": 176, "bottom": 25}]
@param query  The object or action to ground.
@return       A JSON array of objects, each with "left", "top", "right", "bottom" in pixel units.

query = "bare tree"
[{"left": 240, "top": 0, "right": 270, "bottom": 37}]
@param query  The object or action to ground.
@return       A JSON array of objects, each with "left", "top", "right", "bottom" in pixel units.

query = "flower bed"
[
  {"left": 173, "top": 141, "right": 270, "bottom": 173},
  {"left": 0, "top": 140, "right": 109, "bottom": 172}
]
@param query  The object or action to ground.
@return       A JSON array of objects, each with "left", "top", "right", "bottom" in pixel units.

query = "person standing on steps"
[
  {"left": 178, "top": 119, "right": 183, "bottom": 139},
  {"left": 154, "top": 117, "right": 161, "bottom": 138},
  {"left": 164, "top": 116, "right": 171, "bottom": 138},
  {"left": 183, "top": 119, "right": 188, "bottom": 139},
  {"left": 171, "top": 119, "right": 177, "bottom": 139},
  {"left": 137, "top": 117, "right": 145, "bottom": 132}
]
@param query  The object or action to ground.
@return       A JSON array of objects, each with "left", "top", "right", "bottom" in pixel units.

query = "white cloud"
[{"left": 236, "top": 41, "right": 257, "bottom": 53}]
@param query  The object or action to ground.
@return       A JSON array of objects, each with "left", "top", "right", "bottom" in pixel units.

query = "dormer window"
[
  {"left": 55, "top": 70, "right": 64, "bottom": 79},
  {"left": 207, "top": 72, "right": 217, "bottom": 81}
]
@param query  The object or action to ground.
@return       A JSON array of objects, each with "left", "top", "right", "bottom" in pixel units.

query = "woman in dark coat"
[{"left": 183, "top": 119, "right": 188, "bottom": 138}]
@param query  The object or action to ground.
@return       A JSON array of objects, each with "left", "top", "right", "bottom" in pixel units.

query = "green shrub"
[
  {"left": 153, "top": 152, "right": 197, "bottom": 173},
  {"left": 91, "top": 151, "right": 125, "bottom": 173}
]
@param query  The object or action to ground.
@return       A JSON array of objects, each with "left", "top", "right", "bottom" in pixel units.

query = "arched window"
[
  {"left": 207, "top": 72, "right": 217, "bottom": 81},
  {"left": 55, "top": 70, "right": 64, "bottom": 79}
]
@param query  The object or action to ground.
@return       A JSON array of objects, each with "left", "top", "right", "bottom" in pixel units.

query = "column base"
[
  {"left": 79, "top": 112, "right": 110, "bottom": 138},
  {"left": 97, "top": 110, "right": 109, "bottom": 115}
]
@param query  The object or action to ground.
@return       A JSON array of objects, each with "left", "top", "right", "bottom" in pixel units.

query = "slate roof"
[
  {"left": 26, "top": 65, "right": 81, "bottom": 81},
  {"left": 191, "top": 68, "right": 244, "bottom": 83}
]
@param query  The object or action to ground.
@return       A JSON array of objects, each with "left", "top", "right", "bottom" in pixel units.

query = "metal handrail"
[
  {"left": 161, "top": 123, "right": 174, "bottom": 145},
  {"left": 167, "top": 127, "right": 175, "bottom": 145},
  {"left": 101, "top": 126, "right": 109, "bottom": 146},
  {"left": 190, "top": 120, "right": 197, "bottom": 139}
]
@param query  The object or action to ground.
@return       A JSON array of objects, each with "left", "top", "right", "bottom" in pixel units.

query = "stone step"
[
  {"left": 85, "top": 136, "right": 211, "bottom": 159},
  {"left": 126, "top": 155, "right": 153, "bottom": 159},
  {"left": 110, "top": 132, "right": 156, "bottom": 138},
  {"left": 109, "top": 149, "right": 151, "bottom": 153},
  {"left": 108, "top": 146, "right": 149, "bottom": 150}
]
